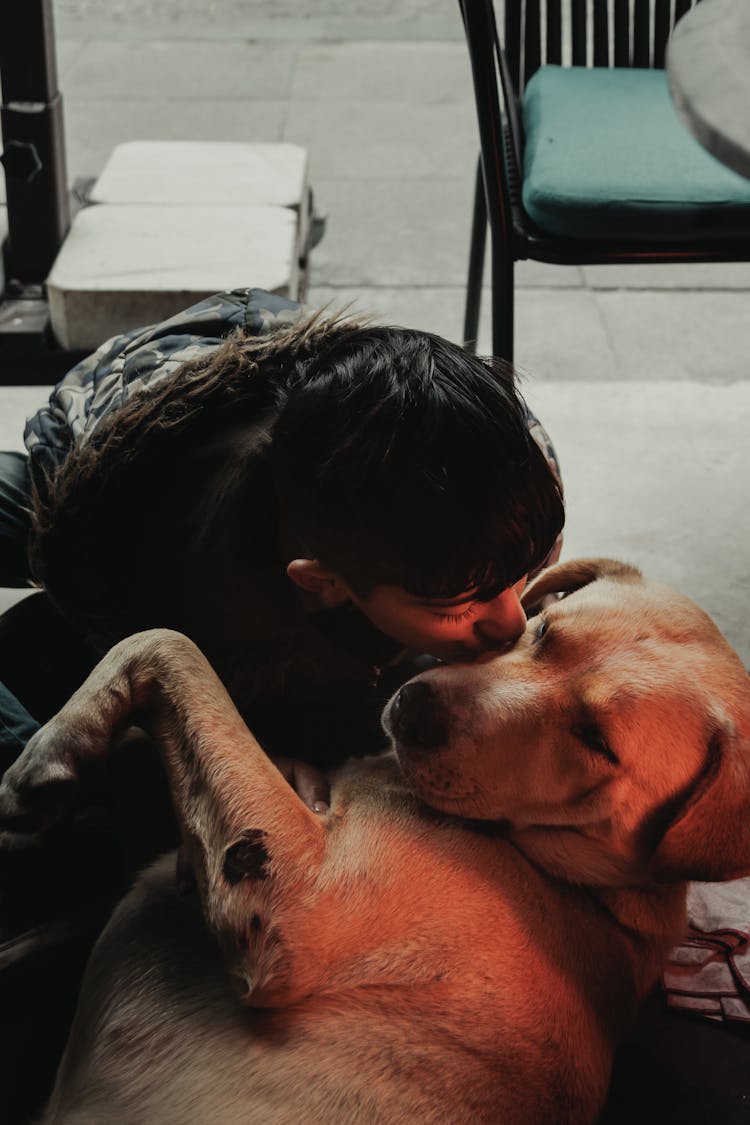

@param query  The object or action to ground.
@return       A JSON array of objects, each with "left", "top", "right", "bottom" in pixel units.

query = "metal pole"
[{"left": 0, "top": 0, "right": 70, "bottom": 284}]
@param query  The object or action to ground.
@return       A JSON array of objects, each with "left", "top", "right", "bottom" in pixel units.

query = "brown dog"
[{"left": 1, "top": 559, "right": 750, "bottom": 1124}]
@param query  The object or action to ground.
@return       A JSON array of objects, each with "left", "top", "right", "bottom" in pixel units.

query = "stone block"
[
  {"left": 46, "top": 139, "right": 310, "bottom": 351},
  {"left": 89, "top": 141, "right": 311, "bottom": 263},
  {"left": 90, "top": 141, "right": 307, "bottom": 209},
  {"left": 47, "top": 202, "right": 299, "bottom": 350}
]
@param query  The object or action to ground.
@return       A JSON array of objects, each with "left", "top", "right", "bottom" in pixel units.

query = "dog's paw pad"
[{"left": 223, "top": 830, "right": 269, "bottom": 885}]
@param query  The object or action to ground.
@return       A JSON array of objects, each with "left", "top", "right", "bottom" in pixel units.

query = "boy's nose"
[{"left": 473, "top": 588, "right": 527, "bottom": 648}]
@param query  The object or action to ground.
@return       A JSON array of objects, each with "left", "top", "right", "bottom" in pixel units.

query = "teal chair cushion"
[{"left": 522, "top": 66, "right": 750, "bottom": 241}]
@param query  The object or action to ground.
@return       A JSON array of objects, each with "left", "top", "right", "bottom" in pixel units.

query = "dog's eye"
[
  {"left": 533, "top": 618, "right": 548, "bottom": 642},
  {"left": 572, "top": 723, "right": 620, "bottom": 766}
]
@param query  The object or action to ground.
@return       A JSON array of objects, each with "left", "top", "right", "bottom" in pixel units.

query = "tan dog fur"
[{"left": 1, "top": 559, "right": 750, "bottom": 1124}]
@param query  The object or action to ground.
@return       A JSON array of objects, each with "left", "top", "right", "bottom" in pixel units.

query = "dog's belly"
[
  {"left": 44, "top": 855, "right": 555, "bottom": 1125},
  {"left": 43, "top": 860, "right": 272, "bottom": 1124},
  {"left": 45, "top": 865, "right": 405, "bottom": 1124},
  {"left": 42, "top": 818, "right": 645, "bottom": 1125}
]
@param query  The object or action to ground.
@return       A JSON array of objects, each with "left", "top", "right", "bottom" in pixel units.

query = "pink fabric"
[{"left": 662, "top": 878, "right": 750, "bottom": 1022}]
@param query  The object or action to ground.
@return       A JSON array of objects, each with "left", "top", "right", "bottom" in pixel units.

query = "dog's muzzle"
[{"left": 387, "top": 681, "right": 449, "bottom": 750}]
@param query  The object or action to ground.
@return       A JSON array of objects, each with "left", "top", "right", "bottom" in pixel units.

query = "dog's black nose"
[{"left": 390, "top": 681, "right": 448, "bottom": 750}]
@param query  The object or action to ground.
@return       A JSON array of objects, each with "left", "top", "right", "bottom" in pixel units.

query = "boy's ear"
[{"left": 286, "top": 559, "right": 351, "bottom": 608}]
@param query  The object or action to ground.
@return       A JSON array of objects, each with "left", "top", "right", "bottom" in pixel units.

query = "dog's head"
[{"left": 383, "top": 559, "right": 750, "bottom": 886}]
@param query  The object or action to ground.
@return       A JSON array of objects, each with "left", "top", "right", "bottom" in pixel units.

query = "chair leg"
[
  {"left": 491, "top": 244, "right": 514, "bottom": 363},
  {"left": 463, "top": 156, "right": 486, "bottom": 354}
]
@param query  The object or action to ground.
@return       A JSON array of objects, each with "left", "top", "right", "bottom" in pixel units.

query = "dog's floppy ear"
[
  {"left": 522, "top": 557, "right": 642, "bottom": 610},
  {"left": 649, "top": 723, "right": 750, "bottom": 883}
]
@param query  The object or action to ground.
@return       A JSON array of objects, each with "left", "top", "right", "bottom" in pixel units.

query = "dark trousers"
[
  {"left": 0, "top": 452, "right": 118, "bottom": 1123},
  {"left": 0, "top": 451, "right": 41, "bottom": 764},
  {"left": 0, "top": 450, "right": 101, "bottom": 755},
  {"left": 0, "top": 451, "right": 32, "bottom": 588}
]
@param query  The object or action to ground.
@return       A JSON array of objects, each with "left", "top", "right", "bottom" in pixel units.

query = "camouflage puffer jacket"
[{"left": 24, "top": 288, "right": 302, "bottom": 485}]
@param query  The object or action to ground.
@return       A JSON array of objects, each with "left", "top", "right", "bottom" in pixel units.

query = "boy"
[{"left": 0, "top": 287, "right": 564, "bottom": 787}]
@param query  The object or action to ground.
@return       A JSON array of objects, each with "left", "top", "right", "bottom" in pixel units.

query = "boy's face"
[{"left": 345, "top": 576, "right": 528, "bottom": 662}]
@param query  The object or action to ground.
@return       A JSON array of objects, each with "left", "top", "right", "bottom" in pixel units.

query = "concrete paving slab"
[
  {"left": 283, "top": 97, "right": 479, "bottom": 180},
  {"left": 46, "top": 203, "right": 299, "bottom": 350},
  {"left": 516, "top": 261, "right": 584, "bottom": 288},
  {"left": 290, "top": 41, "right": 472, "bottom": 105},
  {"left": 583, "top": 262, "right": 750, "bottom": 290},
  {"left": 55, "top": 17, "right": 464, "bottom": 43},
  {"left": 309, "top": 181, "right": 584, "bottom": 292},
  {"left": 54, "top": 0, "right": 463, "bottom": 41},
  {"left": 514, "top": 288, "right": 618, "bottom": 380},
  {"left": 528, "top": 379, "right": 750, "bottom": 664},
  {"left": 90, "top": 142, "right": 308, "bottom": 208},
  {"left": 596, "top": 291, "right": 750, "bottom": 381},
  {"left": 55, "top": 39, "right": 87, "bottom": 80},
  {"left": 62, "top": 39, "right": 298, "bottom": 100},
  {"left": 62, "top": 97, "right": 287, "bottom": 183},
  {"left": 309, "top": 176, "right": 476, "bottom": 287}
]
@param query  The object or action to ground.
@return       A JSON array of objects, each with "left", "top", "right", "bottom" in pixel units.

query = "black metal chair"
[{"left": 460, "top": 0, "right": 750, "bottom": 360}]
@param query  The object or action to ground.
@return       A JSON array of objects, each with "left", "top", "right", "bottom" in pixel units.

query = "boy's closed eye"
[{"left": 434, "top": 604, "right": 479, "bottom": 625}]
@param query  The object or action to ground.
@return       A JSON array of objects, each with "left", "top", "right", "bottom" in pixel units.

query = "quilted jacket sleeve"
[{"left": 24, "top": 288, "right": 302, "bottom": 485}]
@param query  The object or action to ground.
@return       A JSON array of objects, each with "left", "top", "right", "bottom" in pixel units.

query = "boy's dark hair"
[
  {"left": 31, "top": 312, "right": 564, "bottom": 646},
  {"left": 271, "top": 323, "right": 564, "bottom": 600}
]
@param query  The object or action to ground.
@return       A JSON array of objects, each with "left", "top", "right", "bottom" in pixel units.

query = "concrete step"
[
  {"left": 89, "top": 141, "right": 308, "bottom": 208},
  {"left": 46, "top": 141, "right": 310, "bottom": 350}
]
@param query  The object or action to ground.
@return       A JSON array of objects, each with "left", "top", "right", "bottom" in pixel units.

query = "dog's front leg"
[{"left": 0, "top": 629, "right": 326, "bottom": 996}]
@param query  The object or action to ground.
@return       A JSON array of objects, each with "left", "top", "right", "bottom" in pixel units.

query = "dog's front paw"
[{"left": 0, "top": 720, "right": 83, "bottom": 839}]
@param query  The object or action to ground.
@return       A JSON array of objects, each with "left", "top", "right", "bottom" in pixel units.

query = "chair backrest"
[{"left": 504, "top": 0, "right": 703, "bottom": 94}]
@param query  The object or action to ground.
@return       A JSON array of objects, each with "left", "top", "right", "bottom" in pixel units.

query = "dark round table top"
[{"left": 667, "top": 0, "right": 750, "bottom": 181}]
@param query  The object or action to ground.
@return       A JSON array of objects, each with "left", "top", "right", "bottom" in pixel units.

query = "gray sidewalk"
[
  {"left": 47, "top": 15, "right": 750, "bottom": 380},
  {"left": 1, "top": 0, "right": 750, "bottom": 657},
  {"left": 45, "top": 1, "right": 750, "bottom": 378}
]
